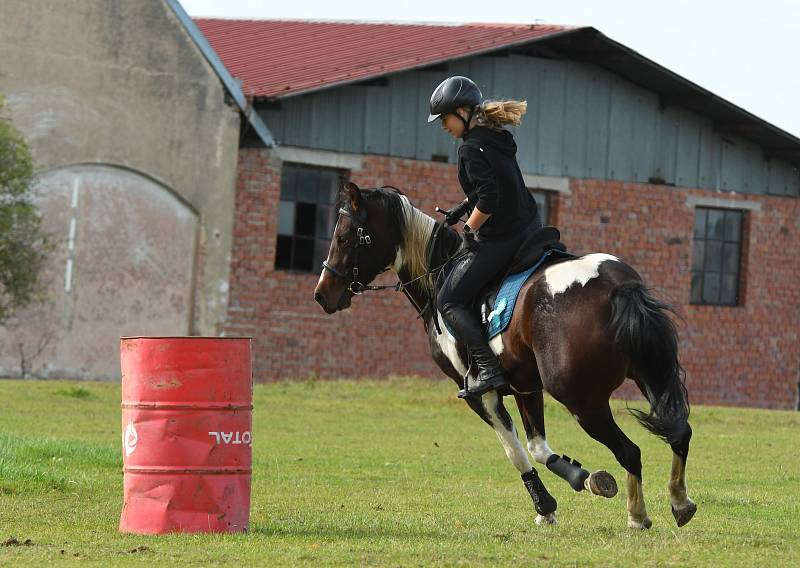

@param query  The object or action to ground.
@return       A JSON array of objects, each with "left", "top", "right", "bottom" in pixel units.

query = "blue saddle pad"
[{"left": 485, "top": 249, "right": 560, "bottom": 340}]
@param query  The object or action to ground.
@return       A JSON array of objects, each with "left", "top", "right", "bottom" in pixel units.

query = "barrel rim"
[
  {"left": 121, "top": 402, "right": 253, "bottom": 409},
  {"left": 123, "top": 466, "right": 253, "bottom": 474},
  {"left": 120, "top": 336, "right": 253, "bottom": 340}
]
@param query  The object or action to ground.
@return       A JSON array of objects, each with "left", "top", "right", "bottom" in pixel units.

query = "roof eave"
[
  {"left": 253, "top": 27, "right": 588, "bottom": 102},
  {"left": 166, "top": 0, "right": 275, "bottom": 147}
]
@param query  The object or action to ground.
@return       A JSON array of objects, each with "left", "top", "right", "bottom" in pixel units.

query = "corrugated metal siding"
[
  {"left": 675, "top": 108, "right": 702, "bottom": 188},
  {"left": 259, "top": 53, "right": 799, "bottom": 196}
]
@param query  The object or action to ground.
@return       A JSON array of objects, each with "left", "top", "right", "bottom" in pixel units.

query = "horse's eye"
[{"left": 336, "top": 235, "right": 349, "bottom": 245}]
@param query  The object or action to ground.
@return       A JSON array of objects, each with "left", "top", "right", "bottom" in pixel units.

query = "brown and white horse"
[{"left": 314, "top": 181, "right": 696, "bottom": 529}]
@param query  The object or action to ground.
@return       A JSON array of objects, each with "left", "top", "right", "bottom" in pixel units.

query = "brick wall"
[
  {"left": 226, "top": 148, "right": 800, "bottom": 410},
  {"left": 560, "top": 179, "right": 799, "bottom": 409}
]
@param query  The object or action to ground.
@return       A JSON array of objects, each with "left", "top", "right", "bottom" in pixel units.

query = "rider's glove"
[{"left": 444, "top": 200, "right": 471, "bottom": 226}]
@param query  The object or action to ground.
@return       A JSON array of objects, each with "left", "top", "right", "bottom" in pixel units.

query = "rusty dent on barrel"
[{"left": 148, "top": 376, "right": 183, "bottom": 389}]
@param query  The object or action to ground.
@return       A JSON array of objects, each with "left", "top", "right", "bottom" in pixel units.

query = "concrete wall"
[
  {"left": 0, "top": 0, "right": 241, "bottom": 378},
  {"left": 226, "top": 147, "right": 800, "bottom": 410},
  {"left": 0, "top": 165, "right": 198, "bottom": 379}
]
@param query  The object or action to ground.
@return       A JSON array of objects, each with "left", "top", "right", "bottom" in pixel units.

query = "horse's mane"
[{"left": 339, "top": 186, "right": 438, "bottom": 296}]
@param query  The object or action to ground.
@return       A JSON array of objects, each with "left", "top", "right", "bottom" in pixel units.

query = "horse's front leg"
[
  {"left": 465, "top": 391, "right": 558, "bottom": 524},
  {"left": 428, "top": 321, "right": 557, "bottom": 524},
  {"left": 515, "top": 390, "right": 618, "bottom": 499}
]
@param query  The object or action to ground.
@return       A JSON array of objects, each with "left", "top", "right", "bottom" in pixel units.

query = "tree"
[{"left": 0, "top": 95, "right": 50, "bottom": 325}]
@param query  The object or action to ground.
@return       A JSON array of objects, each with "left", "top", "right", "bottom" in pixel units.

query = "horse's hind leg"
[
  {"left": 465, "top": 391, "right": 558, "bottom": 524},
  {"left": 669, "top": 424, "right": 697, "bottom": 526},
  {"left": 515, "top": 391, "right": 618, "bottom": 498},
  {"left": 574, "top": 403, "right": 652, "bottom": 529},
  {"left": 629, "top": 376, "right": 697, "bottom": 527}
]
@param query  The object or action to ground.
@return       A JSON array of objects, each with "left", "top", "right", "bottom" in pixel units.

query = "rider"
[{"left": 429, "top": 76, "right": 542, "bottom": 396}]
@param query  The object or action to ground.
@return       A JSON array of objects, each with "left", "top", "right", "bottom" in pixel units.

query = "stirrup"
[
  {"left": 457, "top": 387, "right": 476, "bottom": 399},
  {"left": 457, "top": 372, "right": 509, "bottom": 399}
]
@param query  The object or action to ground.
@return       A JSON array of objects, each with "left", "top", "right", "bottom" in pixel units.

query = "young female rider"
[{"left": 428, "top": 75, "right": 542, "bottom": 397}]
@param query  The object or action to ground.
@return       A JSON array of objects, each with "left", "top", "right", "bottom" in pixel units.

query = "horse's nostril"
[{"left": 314, "top": 293, "right": 327, "bottom": 309}]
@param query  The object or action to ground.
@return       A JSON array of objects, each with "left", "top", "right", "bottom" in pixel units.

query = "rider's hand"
[
  {"left": 443, "top": 200, "right": 470, "bottom": 226},
  {"left": 460, "top": 224, "right": 478, "bottom": 252}
]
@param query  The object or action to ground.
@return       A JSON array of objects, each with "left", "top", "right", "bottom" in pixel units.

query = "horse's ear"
[{"left": 341, "top": 180, "right": 362, "bottom": 212}]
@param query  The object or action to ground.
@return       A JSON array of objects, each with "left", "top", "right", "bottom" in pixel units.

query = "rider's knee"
[{"left": 436, "top": 288, "right": 453, "bottom": 314}]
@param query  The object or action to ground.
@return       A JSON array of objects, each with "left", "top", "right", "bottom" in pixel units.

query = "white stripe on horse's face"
[{"left": 543, "top": 253, "right": 619, "bottom": 297}]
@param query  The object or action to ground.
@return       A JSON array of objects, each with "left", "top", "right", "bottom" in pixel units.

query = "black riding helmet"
[{"left": 427, "top": 76, "right": 483, "bottom": 134}]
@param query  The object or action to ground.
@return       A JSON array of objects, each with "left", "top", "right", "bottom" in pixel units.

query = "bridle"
[
  {"left": 321, "top": 206, "right": 385, "bottom": 295},
  {"left": 321, "top": 203, "right": 470, "bottom": 328}
]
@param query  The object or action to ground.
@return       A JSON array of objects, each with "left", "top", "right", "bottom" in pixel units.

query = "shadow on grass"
[{"left": 250, "top": 523, "right": 446, "bottom": 541}]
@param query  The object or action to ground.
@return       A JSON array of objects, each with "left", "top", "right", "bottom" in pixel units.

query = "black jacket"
[{"left": 457, "top": 126, "right": 540, "bottom": 240}]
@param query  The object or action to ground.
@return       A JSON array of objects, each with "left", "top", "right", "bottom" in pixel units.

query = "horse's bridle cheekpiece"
[
  {"left": 322, "top": 207, "right": 374, "bottom": 295},
  {"left": 322, "top": 198, "right": 473, "bottom": 316},
  {"left": 321, "top": 194, "right": 471, "bottom": 322}
]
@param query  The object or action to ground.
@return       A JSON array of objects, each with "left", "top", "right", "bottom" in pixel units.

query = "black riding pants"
[{"left": 437, "top": 226, "right": 535, "bottom": 313}]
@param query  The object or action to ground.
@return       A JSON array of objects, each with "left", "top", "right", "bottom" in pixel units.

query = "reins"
[{"left": 322, "top": 206, "right": 468, "bottom": 325}]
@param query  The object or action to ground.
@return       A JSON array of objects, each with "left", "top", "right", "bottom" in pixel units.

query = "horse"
[{"left": 313, "top": 180, "right": 696, "bottom": 529}]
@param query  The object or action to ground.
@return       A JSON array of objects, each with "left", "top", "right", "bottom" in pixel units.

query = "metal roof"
[
  {"left": 193, "top": 19, "right": 577, "bottom": 99},
  {"left": 194, "top": 19, "right": 800, "bottom": 165}
]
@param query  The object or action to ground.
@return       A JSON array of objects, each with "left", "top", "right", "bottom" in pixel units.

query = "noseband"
[
  {"left": 322, "top": 207, "right": 375, "bottom": 295},
  {"left": 321, "top": 200, "right": 470, "bottom": 325}
]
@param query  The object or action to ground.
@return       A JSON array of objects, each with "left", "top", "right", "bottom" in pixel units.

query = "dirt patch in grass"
[
  {"left": 2, "top": 537, "right": 34, "bottom": 546},
  {"left": 128, "top": 546, "right": 150, "bottom": 554},
  {"left": 53, "top": 386, "right": 95, "bottom": 399}
]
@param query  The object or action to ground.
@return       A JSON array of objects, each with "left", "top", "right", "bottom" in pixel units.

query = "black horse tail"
[{"left": 608, "top": 281, "right": 690, "bottom": 446}]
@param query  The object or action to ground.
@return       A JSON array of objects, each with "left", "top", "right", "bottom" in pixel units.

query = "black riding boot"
[{"left": 441, "top": 303, "right": 509, "bottom": 396}]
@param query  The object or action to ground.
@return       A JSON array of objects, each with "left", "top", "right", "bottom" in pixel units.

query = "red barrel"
[{"left": 119, "top": 337, "right": 252, "bottom": 534}]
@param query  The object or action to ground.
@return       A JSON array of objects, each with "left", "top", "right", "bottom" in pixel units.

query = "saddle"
[
  {"left": 475, "top": 226, "right": 573, "bottom": 339},
  {"left": 506, "top": 226, "right": 567, "bottom": 274}
]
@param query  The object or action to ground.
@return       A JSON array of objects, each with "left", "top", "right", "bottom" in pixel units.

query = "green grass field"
[{"left": 0, "top": 377, "right": 798, "bottom": 567}]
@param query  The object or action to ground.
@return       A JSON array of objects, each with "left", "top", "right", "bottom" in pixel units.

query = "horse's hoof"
[
  {"left": 672, "top": 500, "right": 697, "bottom": 527},
  {"left": 535, "top": 512, "right": 557, "bottom": 525},
  {"left": 628, "top": 516, "right": 652, "bottom": 530},
  {"left": 585, "top": 470, "right": 618, "bottom": 498}
]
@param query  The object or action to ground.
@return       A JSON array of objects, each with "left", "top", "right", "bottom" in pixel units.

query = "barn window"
[
  {"left": 275, "top": 163, "right": 342, "bottom": 272},
  {"left": 529, "top": 190, "right": 551, "bottom": 225},
  {"left": 690, "top": 207, "right": 744, "bottom": 306}
]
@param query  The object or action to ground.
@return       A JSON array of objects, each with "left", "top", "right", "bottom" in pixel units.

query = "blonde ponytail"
[{"left": 479, "top": 100, "right": 527, "bottom": 128}]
